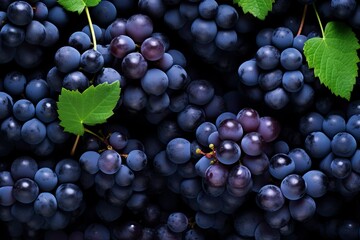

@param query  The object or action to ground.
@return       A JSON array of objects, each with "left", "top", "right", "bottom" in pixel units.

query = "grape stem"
[
  {"left": 69, "top": 128, "right": 111, "bottom": 156},
  {"left": 312, "top": 3, "right": 325, "bottom": 37},
  {"left": 296, "top": 4, "right": 308, "bottom": 36},
  {"left": 70, "top": 135, "right": 80, "bottom": 156},
  {"left": 85, "top": 6, "right": 97, "bottom": 51}
]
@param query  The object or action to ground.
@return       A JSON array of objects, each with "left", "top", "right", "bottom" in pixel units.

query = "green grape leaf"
[
  {"left": 57, "top": 81, "right": 121, "bottom": 136},
  {"left": 304, "top": 21, "right": 360, "bottom": 100},
  {"left": 57, "top": 0, "right": 101, "bottom": 14},
  {"left": 233, "top": 0, "right": 274, "bottom": 20}
]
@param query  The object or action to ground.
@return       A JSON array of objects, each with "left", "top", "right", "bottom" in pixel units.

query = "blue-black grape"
[
  {"left": 256, "top": 184, "right": 285, "bottom": 212},
  {"left": 34, "top": 192, "right": 57, "bottom": 217},
  {"left": 12, "top": 178, "right": 39, "bottom": 204},
  {"left": 280, "top": 174, "right": 307, "bottom": 200},
  {"left": 167, "top": 212, "right": 188, "bottom": 233},
  {"left": 34, "top": 167, "right": 58, "bottom": 192},
  {"left": 55, "top": 158, "right": 81, "bottom": 183},
  {"left": 55, "top": 183, "right": 83, "bottom": 212}
]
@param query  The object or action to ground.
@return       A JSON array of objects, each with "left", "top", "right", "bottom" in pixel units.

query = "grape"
[
  {"left": 166, "top": 138, "right": 191, "bottom": 164},
  {"left": 288, "top": 148, "right": 311, "bottom": 173},
  {"left": 25, "top": 20, "right": 46, "bottom": 45},
  {"left": 280, "top": 174, "right": 306, "bottom": 200},
  {"left": 98, "top": 150, "right": 122, "bottom": 175},
  {"left": 34, "top": 167, "right": 58, "bottom": 192},
  {"left": 141, "top": 68, "right": 168, "bottom": 96},
  {"left": 68, "top": 31, "right": 91, "bottom": 51},
  {"left": 187, "top": 80, "right": 215, "bottom": 106},
  {"left": 331, "top": 132, "right": 357, "bottom": 158},
  {"left": 288, "top": 195, "right": 316, "bottom": 221},
  {"left": 280, "top": 47, "right": 303, "bottom": 70},
  {"left": 198, "top": 0, "right": 218, "bottom": 19},
  {"left": 177, "top": 105, "right": 205, "bottom": 132},
  {"left": 55, "top": 183, "right": 83, "bottom": 212},
  {"left": 90, "top": 0, "right": 117, "bottom": 26},
  {"left": 80, "top": 49, "right": 104, "bottom": 74},
  {"left": 299, "top": 112, "right": 324, "bottom": 136},
  {"left": 218, "top": 119, "right": 243, "bottom": 141},
  {"left": 122, "top": 52, "right": 148, "bottom": 79},
  {"left": 242, "top": 153, "right": 269, "bottom": 175},
  {"left": 257, "top": 116, "right": 281, "bottom": 142},
  {"left": 258, "top": 69, "right": 283, "bottom": 91},
  {"left": 62, "top": 71, "right": 89, "bottom": 91},
  {"left": 196, "top": 122, "right": 217, "bottom": 147},
  {"left": 216, "top": 140, "right": 241, "bottom": 165},
  {"left": 126, "top": 150, "right": 147, "bottom": 171},
  {"left": 227, "top": 164, "right": 251, "bottom": 188},
  {"left": 12, "top": 178, "right": 39, "bottom": 204},
  {"left": 282, "top": 70, "right": 304, "bottom": 92},
  {"left": 11, "top": 156, "right": 38, "bottom": 180},
  {"left": 271, "top": 27, "right": 294, "bottom": 50},
  {"left": 264, "top": 204, "right": 291, "bottom": 229},
  {"left": 0, "top": 186, "right": 15, "bottom": 206},
  {"left": 7, "top": 1, "right": 33, "bottom": 26},
  {"left": 0, "top": 23, "right": 25, "bottom": 48},
  {"left": 25, "top": 79, "right": 49, "bottom": 103},
  {"left": 234, "top": 208, "right": 263, "bottom": 237},
  {"left": 1, "top": 116, "right": 21, "bottom": 141},
  {"left": 141, "top": 37, "right": 165, "bottom": 61},
  {"left": 55, "top": 159, "right": 81, "bottom": 183},
  {"left": 0, "top": 171, "right": 14, "bottom": 187},
  {"left": 254, "top": 222, "right": 281, "bottom": 240},
  {"left": 12, "top": 99, "right": 35, "bottom": 122},
  {"left": 125, "top": 14, "right": 153, "bottom": 43},
  {"left": 46, "top": 121, "right": 70, "bottom": 144},
  {"left": 54, "top": 46, "right": 81, "bottom": 73},
  {"left": 240, "top": 132, "right": 265, "bottom": 156},
  {"left": 180, "top": 178, "right": 202, "bottom": 199},
  {"left": 331, "top": 158, "right": 352, "bottom": 179},
  {"left": 21, "top": 118, "right": 46, "bottom": 144},
  {"left": 204, "top": 163, "right": 229, "bottom": 187},
  {"left": 167, "top": 212, "right": 188, "bottom": 233},
  {"left": 255, "top": 45, "right": 280, "bottom": 70},
  {"left": 35, "top": 98, "right": 57, "bottom": 123},
  {"left": 304, "top": 131, "right": 331, "bottom": 158},
  {"left": 191, "top": 18, "right": 217, "bottom": 44},
  {"left": 264, "top": 87, "right": 289, "bottom": 110},
  {"left": 256, "top": 184, "right": 285, "bottom": 212},
  {"left": 195, "top": 211, "right": 216, "bottom": 229},
  {"left": 302, "top": 170, "right": 328, "bottom": 199},
  {"left": 153, "top": 150, "right": 177, "bottom": 176},
  {"left": 269, "top": 153, "right": 295, "bottom": 179},
  {"left": 34, "top": 192, "right": 57, "bottom": 217},
  {"left": 330, "top": 0, "right": 357, "bottom": 19}
]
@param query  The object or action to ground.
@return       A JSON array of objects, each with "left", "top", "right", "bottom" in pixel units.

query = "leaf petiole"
[
  {"left": 312, "top": 3, "right": 325, "bottom": 38},
  {"left": 84, "top": 128, "right": 105, "bottom": 142},
  {"left": 85, "top": 6, "right": 97, "bottom": 50}
]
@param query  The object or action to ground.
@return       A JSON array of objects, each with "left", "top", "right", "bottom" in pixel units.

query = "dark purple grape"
[
  {"left": 236, "top": 108, "right": 260, "bottom": 132},
  {"left": 227, "top": 164, "right": 252, "bottom": 188},
  {"left": 215, "top": 140, "right": 241, "bottom": 165},
  {"left": 204, "top": 163, "right": 229, "bottom": 187},
  {"left": 141, "top": 37, "right": 165, "bottom": 61},
  {"left": 240, "top": 132, "right": 265, "bottom": 156},
  {"left": 217, "top": 118, "right": 243, "bottom": 141}
]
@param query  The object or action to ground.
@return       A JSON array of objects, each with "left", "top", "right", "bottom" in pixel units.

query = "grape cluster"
[
  {"left": 237, "top": 25, "right": 324, "bottom": 112},
  {"left": 0, "top": 0, "right": 70, "bottom": 68},
  {"left": 0, "top": 70, "right": 70, "bottom": 157},
  {"left": 140, "top": 0, "right": 258, "bottom": 72}
]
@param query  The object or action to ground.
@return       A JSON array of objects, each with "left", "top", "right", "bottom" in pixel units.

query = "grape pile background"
[{"left": 1, "top": 0, "right": 360, "bottom": 239}]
